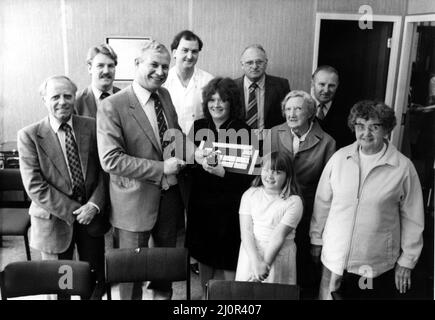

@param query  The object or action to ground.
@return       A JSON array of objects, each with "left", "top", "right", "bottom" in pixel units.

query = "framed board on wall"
[{"left": 106, "top": 37, "right": 151, "bottom": 81}]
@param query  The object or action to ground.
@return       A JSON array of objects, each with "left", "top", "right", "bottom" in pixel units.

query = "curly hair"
[
  {"left": 202, "top": 77, "right": 244, "bottom": 121},
  {"left": 347, "top": 100, "right": 397, "bottom": 134}
]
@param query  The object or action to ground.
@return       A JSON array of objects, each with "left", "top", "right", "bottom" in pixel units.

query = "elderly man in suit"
[
  {"left": 97, "top": 40, "right": 186, "bottom": 300},
  {"left": 311, "top": 65, "right": 354, "bottom": 149},
  {"left": 17, "top": 75, "right": 109, "bottom": 299},
  {"left": 75, "top": 44, "right": 120, "bottom": 117},
  {"left": 235, "top": 44, "right": 290, "bottom": 131}
]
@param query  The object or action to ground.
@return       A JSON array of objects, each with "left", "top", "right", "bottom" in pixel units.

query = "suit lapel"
[
  {"left": 236, "top": 77, "right": 246, "bottom": 109},
  {"left": 85, "top": 86, "right": 98, "bottom": 117},
  {"left": 127, "top": 86, "right": 161, "bottom": 154},
  {"left": 264, "top": 75, "right": 273, "bottom": 123},
  {"left": 72, "top": 115, "right": 89, "bottom": 180},
  {"left": 277, "top": 124, "right": 294, "bottom": 155},
  {"left": 37, "top": 117, "right": 71, "bottom": 189}
]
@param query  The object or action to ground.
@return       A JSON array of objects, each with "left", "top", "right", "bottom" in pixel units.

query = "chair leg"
[
  {"left": 24, "top": 234, "right": 31, "bottom": 261},
  {"left": 106, "top": 284, "right": 112, "bottom": 300}
]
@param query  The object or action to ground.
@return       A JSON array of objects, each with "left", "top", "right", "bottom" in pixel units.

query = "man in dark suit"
[
  {"left": 75, "top": 44, "right": 120, "bottom": 117},
  {"left": 97, "top": 40, "right": 186, "bottom": 300},
  {"left": 234, "top": 44, "right": 290, "bottom": 130},
  {"left": 311, "top": 65, "right": 354, "bottom": 149},
  {"left": 17, "top": 75, "right": 109, "bottom": 299}
]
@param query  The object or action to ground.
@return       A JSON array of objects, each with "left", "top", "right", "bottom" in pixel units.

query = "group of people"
[{"left": 16, "top": 29, "right": 425, "bottom": 300}]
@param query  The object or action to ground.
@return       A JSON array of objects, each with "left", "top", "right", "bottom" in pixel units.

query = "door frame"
[
  {"left": 313, "top": 13, "right": 402, "bottom": 142},
  {"left": 392, "top": 14, "right": 435, "bottom": 148}
]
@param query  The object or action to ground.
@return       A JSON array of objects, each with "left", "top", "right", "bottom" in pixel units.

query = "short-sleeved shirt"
[{"left": 239, "top": 187, "right": 303, "bottom": 242}]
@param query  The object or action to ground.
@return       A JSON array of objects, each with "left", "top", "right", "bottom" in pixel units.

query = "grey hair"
[
  {"left": 240, "top": 44, "right": 268, "bottom": 61},
  {"left": 281, "top": 90, "right": 316, "bottom": 118},
  {"left": 135, "top": 39, "right": 170, "bottom": 62},
  {"left": 39, "top": 75, "right": 77, "bottom": 97}
]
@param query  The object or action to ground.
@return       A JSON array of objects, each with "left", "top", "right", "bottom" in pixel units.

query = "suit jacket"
[
  {"left": 75, "top": 85, "right": 121, "bottom": 118},
  {"left": 97, "top": 85, "right": 185, "bottom": 232},
  {"left": 17, "top": 115, "right": 108, "bottom": 254},
  {"left": 234, "top": 74, "right": 290, "bottom": 129},
  {"left": 316, "top": 99, "right": 355, "bottom": 150},
  {"left": 271, "top": 120, "right": 336, "bottom": 220}
]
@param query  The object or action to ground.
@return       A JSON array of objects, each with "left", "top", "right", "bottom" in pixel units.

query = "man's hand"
[
  {"left": 310, "top": 244, "right": 322, "bottom": 264},
  {"left": 163, "top": 157, "right": 186, "bottom": 175},
  {"left": 73, "top": 203, "right": 98, "bottom": 225},
  {"left": 395, "top": 264, "right": 412, "bottom": 294}
]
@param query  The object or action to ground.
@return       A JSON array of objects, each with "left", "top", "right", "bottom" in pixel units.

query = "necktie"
[
  {"left": 246, "top": 82, "right": 258, "bottom": 129},
  {"left": 100, "top": 92, "right": 110, "bottom": 100},
  {"left": 151, "top": 92, "right": 169, "bottom": 150},
  {"left": 316, "top": 103, "right": 326, "bottom": 120},
  {"left": 60, "top": 123, "right": 85, "bottom": 203}
]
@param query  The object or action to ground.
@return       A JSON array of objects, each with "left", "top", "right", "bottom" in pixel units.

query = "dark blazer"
[
  {"left": 316, "top": 99, "right": 355, "bottom": 150},
  {"left": 97, "top": 85, "right": 186, "bottom": 232},
  {"left": 234, "top": 74, "right": 290, "bottom": 129},
  {"left": 75, "top": 85, "right": 120, "bottom": 118},
  {"left": 17, "top": 115, "right": 108, "bottom": 254}
]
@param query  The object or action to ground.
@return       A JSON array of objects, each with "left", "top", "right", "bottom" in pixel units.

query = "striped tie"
[
  {"left": 60, "top": 123, "right": 85, "bottom": 203},
  {"left": 151, "top": 92, "right": 169, "bottom": 150},
  {"left": 246, "top": 82, "right": 258, "bottom": 128}
]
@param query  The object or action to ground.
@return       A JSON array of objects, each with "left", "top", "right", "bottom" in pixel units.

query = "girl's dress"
[{"left": 235, "top": 187, "right": 303, "bottom": 284}]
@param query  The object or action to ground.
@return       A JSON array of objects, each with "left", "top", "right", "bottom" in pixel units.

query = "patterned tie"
[
  {"left": 151, "top": 92, "right": 169, "bottom": 151},
  {"left": 246, "top": 82, "right": 258, "bottom": 129},
  {"left": 316, "top": 103, "right": 326, "bottom": 120},
  {"left": 100, "top": 92, "right": 110, "bottom": 100},
  {"left": 60, "top": 123, "right": 85, "bottom": 203}
]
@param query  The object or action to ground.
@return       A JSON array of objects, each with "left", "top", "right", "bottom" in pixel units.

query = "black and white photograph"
[{"left": 0, "top": 0, "right": 434, "bottom": 311}]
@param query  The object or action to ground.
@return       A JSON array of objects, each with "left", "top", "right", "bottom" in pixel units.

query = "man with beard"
[{"left": 75, "top": 44, "right": 120, "bottom": 117}]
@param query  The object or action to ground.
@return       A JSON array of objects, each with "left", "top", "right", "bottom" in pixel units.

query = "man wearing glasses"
[{"left": 235, "top": 44, "right": 290, "bottom": 131}]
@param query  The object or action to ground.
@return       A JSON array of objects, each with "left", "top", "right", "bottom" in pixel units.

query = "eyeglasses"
[
  {"left": 354, "top": 123, "right": 383, "bottom": 132},
  {"left": 243, "top": 60, "right": 266, "bottom": 67}
]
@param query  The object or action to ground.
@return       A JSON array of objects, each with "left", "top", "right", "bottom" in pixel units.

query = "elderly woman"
[
  {"left": 185, "top": 77, "right": 253, "bottom": 295},
  {"left": 310, "top": 100, "right": 425, "bottom": 300},
  {"left": 271, "top": 90, "right": 336, "bottom": 295}
]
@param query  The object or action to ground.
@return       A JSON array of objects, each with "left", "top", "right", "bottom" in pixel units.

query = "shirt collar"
[
  {"left": 244, "top": 74, "right": 265, "bottom": 90},
  {"left": 290, "top": 120, "right": 313, "bottom": 142},
  {"left": 49, "top": 114, "right": 73, "bottom": 134},
  {"left": 132, "top": 80, "right": 153, "bottom": 106},
  {"left": 91, "top": 84, "right": 114, "bottom": 100},
  {"left": 311, "top": 94, "right": 332, "bottom": 113}
]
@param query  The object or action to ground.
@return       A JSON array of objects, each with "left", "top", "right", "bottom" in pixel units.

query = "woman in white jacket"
[{"left": 310, "top": 100, "right": 424, "bottom": 300}]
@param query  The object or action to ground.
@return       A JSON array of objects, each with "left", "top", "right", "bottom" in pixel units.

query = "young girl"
[{"left": 235, "top": 151, "right": 303, "bottom": 284}]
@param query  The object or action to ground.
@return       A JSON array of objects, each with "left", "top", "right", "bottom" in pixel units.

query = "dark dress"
[{"left": 185, "top": 117, "right": 254, "bottom": 270}]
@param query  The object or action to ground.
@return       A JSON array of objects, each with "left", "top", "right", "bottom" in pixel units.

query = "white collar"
[
  {"left": 290, "top": 120, "right": 313, "bottom": 142},
  {"left": 91, "top": 84, "right": 114, "bottom": 100},
  {"left": 49, "top": 114, "right": 73, "bottom": 134},
  {"left": 132, "top": 80, "right": 153, "bottom": 106},
  {"left": 244, "top": 74, "right": 265, "bottom": 90}
]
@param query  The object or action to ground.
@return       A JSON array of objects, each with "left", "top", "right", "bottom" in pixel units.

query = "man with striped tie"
[
  {"left": 235, "top": 44, "right": 291, "bottom": 132},
  {"left": 75, "top": 44, "right": 120, "bottom": 118},
  {"left": 97, "top": 40, "right": 186, "bottom": 300}
]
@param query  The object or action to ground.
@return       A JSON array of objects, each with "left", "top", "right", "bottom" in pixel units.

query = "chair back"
[
  {"left": 0, "top": 169, "right": 30, "bottom": 207},
  {"left": 105, "top": 247, "right": 190, "bottom": 299},
  {"left": 206, "top": 280, "right": 300, "bottom": 300},
  {"left": 0, "top": 260, "right": 94, "bottom": 300}
]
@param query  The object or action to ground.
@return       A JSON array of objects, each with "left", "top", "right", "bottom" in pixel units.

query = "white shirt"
[
  {"left": 132, "top": 81, "right": 177, "bottom": 189},
  {"left": 163, "top": 66, "right": 213, "bottom": 134},
  {"left": 290, "top": 121, "right": 313, "bottom": 154},
  {"left": 358, "top": 142, "right": 387, "bottom": 192},
  {"left": 91, "top": 85, "right": 114, "bottom": 108},
  {"left": 244, "top": 75, "right": 265, "bottom": 130},
  {"left": 49, "top": 114, "right": 99, "bottom": 211}
]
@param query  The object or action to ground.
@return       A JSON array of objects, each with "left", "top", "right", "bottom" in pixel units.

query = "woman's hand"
[
  {"left": 251, "top": 258, "right": 271, "bottom": 282},
  {"left": 395, "top": 264, "right": 412, "bottom": 294},
  {"left": 201, "top": 158, "right": 225, "bottom": 177}
]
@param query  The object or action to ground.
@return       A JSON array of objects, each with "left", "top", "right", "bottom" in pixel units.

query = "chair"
[
  {"left": 206, "top": 280, "right": 300, "bottom": 300},
  {"left": 0, "top": 169, "right": 31, "bottom": 260},
  {"left": 0, "top": 260, "right": 94, "bottom": 300},
  {"left": 105, "top": 247, "right": 190, "bottom": 300}
]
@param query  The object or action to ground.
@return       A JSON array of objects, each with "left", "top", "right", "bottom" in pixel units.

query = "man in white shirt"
[
  {"left": 75, "top": 44, "right": 120, "bottom": 118},
  {"left": 164, "top": 30, "right": 213, "bottom": 134}
]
